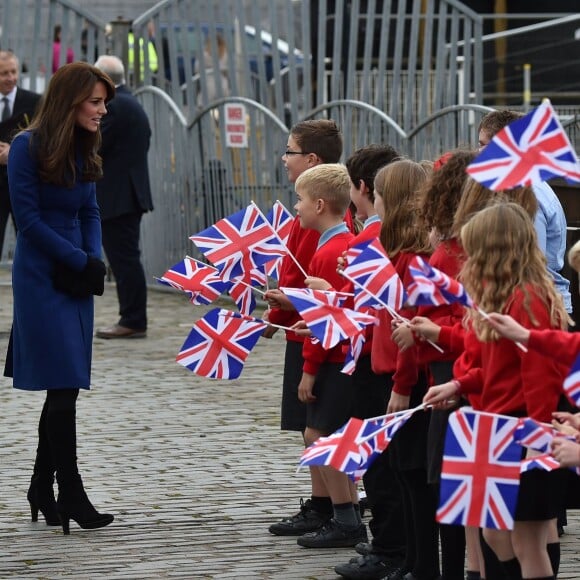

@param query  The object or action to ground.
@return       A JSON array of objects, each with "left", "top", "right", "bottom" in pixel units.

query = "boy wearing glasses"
[{"left": 265, "top": 120, "right": 352, "bottom": 539}]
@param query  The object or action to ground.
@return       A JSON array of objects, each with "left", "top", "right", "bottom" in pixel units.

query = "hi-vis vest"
[{"left": 128, "top": 32, "right": 158, "bottom": 78}]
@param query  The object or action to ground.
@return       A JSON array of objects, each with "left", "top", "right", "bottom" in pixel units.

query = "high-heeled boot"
[
  {"left": 28, "top": 399, "right": 60, "bottom": 526},
  {"left": 46, "top": 388, "right": 114, "bottom": 535},
  {"left": 27, "top": 474, "right": 60, "bottom": 526},
  {"left": 56, "top": 474, "right": 114, "bottom": 535}
]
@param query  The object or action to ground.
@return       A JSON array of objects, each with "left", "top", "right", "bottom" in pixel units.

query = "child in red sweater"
[
  {"left": 424, "top": 202, "right": 570, "bottom": 580},
  {"left": 265, "top": 119, "right": 344, "bottom": 537},
  {"left": 391, "top": 150, "right": 477, "bottom": 580},
  {"left": 305, "top": 146, "right": 409, "bottom": 576},
  {"left": 370, "top": 159, "right": 441, "bottom": 580},
  {"left": 280, "top": 163, "right": 367, "bottom": 548}
]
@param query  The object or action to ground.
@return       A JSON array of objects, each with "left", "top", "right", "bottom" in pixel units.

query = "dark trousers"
[
  {"left": 101, "top": 212, "right": 147, "bottom": 330},
  {"left": 362, "top": 448, "right": 406, "bottom": 558}
]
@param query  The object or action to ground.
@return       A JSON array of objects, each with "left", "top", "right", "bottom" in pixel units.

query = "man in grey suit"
[
  {"left": 94, "top": 55, "right": 153, "bottom": 339},
  {"left": 0, "top": 50, "right": 41, "bottom": 260}
]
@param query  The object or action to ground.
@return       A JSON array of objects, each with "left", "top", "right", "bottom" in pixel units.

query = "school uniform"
[
  {"left": 302, "top": 223, "right": 354, "bottom": 434},
  {"left": 372, "top": 250, "right": 440, "bottom": 580},
  {"left": 268, "top": 216, "right": 320, "bottom": 431},
  {"left": 340, "top": 217, "right": 406, "bottom": 560},
  {"left": 454, "top": 286, "right": 570, "bottom": 521}
]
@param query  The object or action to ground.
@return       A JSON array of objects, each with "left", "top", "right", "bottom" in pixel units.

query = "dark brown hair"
[
  {"left": 290, "top": 119, "right": 343, "bottom": 163},
  {"left": 345, "top": 144, "right": 400, "bottom": 202},
  {"left": 27, "top": 62, "right": 115, "bottom": 186}
]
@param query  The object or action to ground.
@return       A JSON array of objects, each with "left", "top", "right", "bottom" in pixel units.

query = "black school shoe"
[
  {"left": 335, "top": 554, "right": 403, "bottom": 579},
  {"left": 268, "top": 498, "right": 331, "bottom": 536},
  {"left": 297, "top": 518, "right": 367, "bottom": 548}
]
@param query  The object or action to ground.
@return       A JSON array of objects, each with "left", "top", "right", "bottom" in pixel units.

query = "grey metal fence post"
[{"left": 109, "top": 18, "right": 131, "bottom": 82}]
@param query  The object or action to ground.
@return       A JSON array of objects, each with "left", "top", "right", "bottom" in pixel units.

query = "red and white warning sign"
[{"left": 224, "top": 103, "right": 248, "bottom": 148}]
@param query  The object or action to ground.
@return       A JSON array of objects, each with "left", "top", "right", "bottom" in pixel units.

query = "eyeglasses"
[{"left": 283, "top": 149, "right": 312, "bottom": 156}]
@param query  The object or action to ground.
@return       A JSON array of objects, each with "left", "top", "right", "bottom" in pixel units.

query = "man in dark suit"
[
  {"left": 94, "top": 55, "right": 153, "bottom": 339},
  {"left": 0, "top": 50, "right": 41, "bottom": 260}
]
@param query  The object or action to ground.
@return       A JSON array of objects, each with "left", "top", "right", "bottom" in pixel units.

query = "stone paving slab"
[{"left": 0, "top": 270, "right": 578, "bottom": 579}]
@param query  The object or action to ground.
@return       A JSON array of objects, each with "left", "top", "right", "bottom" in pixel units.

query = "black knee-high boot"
[
  {"left": 27, "top": 398, "right": 60, "bottom": 525},
  {"left": 46, "top": 389, "right": 114, "bottom": 535}
]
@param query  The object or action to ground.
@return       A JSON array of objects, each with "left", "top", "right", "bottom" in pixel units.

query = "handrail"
[
  {"left": 134, "top": 85, "right": 188, "bottom": 126},
  {"left": 303, "top": 100, "right": 407, "bottom": 139},
  {"left": 188, "top": 96, "right": 289, "bottom": 132},
  {"left": 450, "top": 13, "right": 580, "bottom": 48},
  {"left": 406, "top": 104, "right": 494, "bottom": 139}
]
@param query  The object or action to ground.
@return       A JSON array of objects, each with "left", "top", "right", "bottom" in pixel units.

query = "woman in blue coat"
[{"left": 6, "top": 62, "right": 116, "bottom": 535}]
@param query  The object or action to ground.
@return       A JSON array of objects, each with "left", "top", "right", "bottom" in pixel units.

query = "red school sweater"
[
  {"left": 454, "top": 286, "right": 568, "bottom": 422},
  {"left": 337, "top": 219, "right": 382, "bottom": 359},
  {"left": 416, "top": 238, "right": 466, "bottom": 366},
  {"left": 527, "top": 328, "right": 580, "bottom": 368},
  {"left": 302, "top": 230, "right": 355, "bottom": 375},
  {"left": 371, "top": 251, "right": 429, "bottom": 396},
  {"left": 267, "top": 216, "right": 320, "bottom": 343},
  {"left": 268, "top": 212, "right": 356, "bottom": 343}
]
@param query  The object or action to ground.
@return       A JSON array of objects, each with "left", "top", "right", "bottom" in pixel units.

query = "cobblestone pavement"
[{"left": 0, "top": 268, "right": 578, "bottom": 579}]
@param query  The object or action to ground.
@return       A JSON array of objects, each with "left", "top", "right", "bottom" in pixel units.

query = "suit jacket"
[
  {"left": 0, "top": 87, "right": 42, "bottom": 194},
  {"left": 97, "top": 84, "right": 153, "bottom": 220}
]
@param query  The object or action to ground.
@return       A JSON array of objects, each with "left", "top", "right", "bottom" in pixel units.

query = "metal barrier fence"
[{"left": 1, "top": 0, "right": 579, "bottom": 286}]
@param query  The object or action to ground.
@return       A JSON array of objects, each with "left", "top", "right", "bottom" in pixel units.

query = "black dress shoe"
[
  {"left": 335, "top": 553, "right": 403, "bottom": 579},
  {"left": 268, "top": 498, "right": 331, "bottom": 536},
  {"left": 355, "top": 541, "right": 374, "bottom": 556},
  {"left": 297, "top": 519, "right": 367, "bottom": 548}
]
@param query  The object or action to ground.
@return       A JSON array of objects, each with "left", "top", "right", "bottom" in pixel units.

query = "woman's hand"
[{"left": 423, "top": 381, "right": 460, "bottom": 410}]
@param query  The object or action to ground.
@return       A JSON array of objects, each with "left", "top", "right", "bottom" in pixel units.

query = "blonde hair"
[
  {"left": 568, "top": 240, "right": 580, "bottom": 273},
  {"left": 294, "top": 163, "right": 351, "bottom": 216},
  {"left": 374, "top": 159, "right": 431, "bottom": 257},
  {"left": 452, "top": 178, "right": 537, "bottom": 237},
  {"left": 460, "top": 202, "right": 568, "bottom": 340}
]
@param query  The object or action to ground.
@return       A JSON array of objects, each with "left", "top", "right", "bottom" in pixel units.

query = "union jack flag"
[
  {"left": 349, "top": 409, "right": 416, "bottom": 480},
  {"left": 228, "top": 268, "right": 267, "bottom": 315},
  {"left": 520, "top": 453, "right": 561, "bottom": 473},
  {"left": 190, "top": 205, "right": 287, "bottom": 281},
  {"left": 467, "top": 100, "right": 580, "bottom": 190},
  {"left": 176, "top": 308, "right": 265, "bottom": 379},
  {"left": 437, "top": 408, "right": 522, "bottom": 530},
  {"left": 514, "top": 417, "right": 559, "bottom": 453},
  {"left": 563, "top": 352, "right": 580, "bottom": 408},
  {"left": 343, "top": 238, "right": 405, "bottom": 311},
  {"left": 342, "top": 331, "right": 366, "bottom": 375},
  {"left": 406, "top": 256, "right": 474, "bottom": 308},
  {"left": 263, "top": 201, "right": 294, "bottom": 280},
  {"left": 298, "top": 418, "right": 368, "bottom": 474},
  {"left": 281, "top": 287, "right": 377, "bottom": 350},
  {"left": 157, "top": 258, "right": 228, "bottom": 305}
]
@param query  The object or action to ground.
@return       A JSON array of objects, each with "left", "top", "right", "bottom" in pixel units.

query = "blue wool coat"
[{"left": 6, "top": 131, "right": 102, "bottom": 390}]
